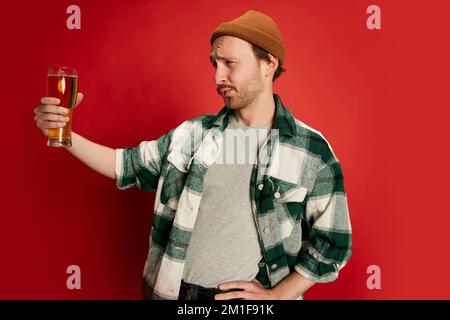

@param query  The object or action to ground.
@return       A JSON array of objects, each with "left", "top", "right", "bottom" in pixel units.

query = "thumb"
[
  {"left": 252, "top": 279, "right": 263, "bottom": 287},
  {"left": 74, "top": 92, "right": 84, "bottom": 108}
]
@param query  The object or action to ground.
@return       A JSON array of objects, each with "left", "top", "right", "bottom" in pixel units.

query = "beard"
[{"left": 222, "top": 77, "right": 264, "bottom": 110}]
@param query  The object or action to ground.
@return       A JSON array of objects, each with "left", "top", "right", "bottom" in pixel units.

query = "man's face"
[{"left": 210, "top": 36, "right": 265, "bottom": 110}]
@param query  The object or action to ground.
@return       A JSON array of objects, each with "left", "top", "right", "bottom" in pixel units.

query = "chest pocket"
[
  {"left": 279, "top": 185, "right": 308, "bottom": 225},
  {"left": 267, "top": 178, "right": 308, "bottom": 219},
  {"left": 281, "top": 185, "right": 308, "bottom": 202},
  {"left": 266, "top": 177, "right": 308, "bottom": 240}
]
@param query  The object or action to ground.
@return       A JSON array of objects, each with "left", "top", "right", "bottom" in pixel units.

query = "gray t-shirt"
[{"left": 182, "top": 114, "right": 272, "bottom": 288}]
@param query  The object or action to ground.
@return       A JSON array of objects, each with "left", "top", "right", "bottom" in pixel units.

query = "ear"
[{"left": 262, "top": 53, "right": 279, "bottom": 79}]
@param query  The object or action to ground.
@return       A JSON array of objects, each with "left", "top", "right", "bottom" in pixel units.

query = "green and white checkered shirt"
[{"left": 115, "top": 94, "right": 352, "bottom": 300}]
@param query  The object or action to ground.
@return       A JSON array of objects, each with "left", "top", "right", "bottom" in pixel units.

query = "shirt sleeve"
[
  {"left": 114, "top": 130, "right": 172, "bottom": 192},
  {"left": 294, "top": 159, "right": 352, "bottom": 283}
]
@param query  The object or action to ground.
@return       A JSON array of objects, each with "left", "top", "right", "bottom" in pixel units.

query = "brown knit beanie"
[{"left": 210, "top": 10, "right": 286, "bottom": 64}]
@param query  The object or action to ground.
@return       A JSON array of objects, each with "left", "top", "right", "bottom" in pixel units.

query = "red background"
[{"left": 1, "top": 0, "right": 449, "bottom": 299}]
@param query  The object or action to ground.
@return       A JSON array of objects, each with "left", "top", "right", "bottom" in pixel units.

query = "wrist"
[
  {"left": 271, "top": 285, "right": 304, "bottom": 300},
  {"left": 270, "top": 287, "right": 283, "bottom": 300}
]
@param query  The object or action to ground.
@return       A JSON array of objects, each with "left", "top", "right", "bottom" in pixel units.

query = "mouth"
[{"left": 218, "top": 88, "right": 233, "bottom": 97}]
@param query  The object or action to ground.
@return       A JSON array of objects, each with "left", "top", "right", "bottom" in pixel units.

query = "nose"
[{"left": 214, "top": 64, "right": 228, "bottom": 86}]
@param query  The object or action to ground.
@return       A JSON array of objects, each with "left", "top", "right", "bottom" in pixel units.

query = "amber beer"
[{"left": 47, "top": 66, "right": 78, "bottom": 147}]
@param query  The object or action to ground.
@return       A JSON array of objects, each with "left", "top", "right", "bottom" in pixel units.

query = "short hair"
[{"left": 251, "top": 44, "right": 286, "bottom": 82}]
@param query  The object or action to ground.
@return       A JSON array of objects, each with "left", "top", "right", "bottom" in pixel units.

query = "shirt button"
[
  {"left": 271, "top": 264, "right": 278, "bottom": 270},
  {"left": 263, "top": 228, "right": 270, "bottom": 234},
  {"left": 258, "top": 183, "right": 264, "bottom": 191},
  {"left": 274, "top": 191, "right": 281, "bottom": 199}
]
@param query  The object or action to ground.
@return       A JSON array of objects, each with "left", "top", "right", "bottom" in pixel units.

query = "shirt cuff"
[
  {"left": 115, "top": 148, "right": 126, "bottom": 190},
  {"left": 294, "top": 250, "right": 339, "bottom": 283}
]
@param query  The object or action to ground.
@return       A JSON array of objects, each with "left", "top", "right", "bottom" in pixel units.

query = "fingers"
[
  {"left": 36, "top": 119, "right": 68, "bottom": 129},
  {"left": 215, "top": 281, "right": 265, "bottom": 300},
  {"left": 74, "top": 92, "right": 84, "bottom": 108},
  {"left": 39, "top": 96, "right": 68, "bottom": 114},
  {"left": 37, "top": 104, "right": 69, "bottom": 115},
  {"left": 215, "top": 281, "right": 253, "bottom": 300},
  {"left": 219, "top": 281, "right": 254, "bottom": 291},
  {"left": 40, "top": 97, "right": 60, "bottom": 105},
  {"left": 35, "top": 113, "right": 69, "bottom": 123},
  {"left": 214, "top": 291, "right": 252, "bottom": 300},
  {"left": 35, "top": 97, "right": 71, "bottom": 137}
]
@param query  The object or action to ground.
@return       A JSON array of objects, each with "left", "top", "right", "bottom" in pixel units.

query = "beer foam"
[{"left": 47, "top": 74, "right": 78, "bottom": 77}]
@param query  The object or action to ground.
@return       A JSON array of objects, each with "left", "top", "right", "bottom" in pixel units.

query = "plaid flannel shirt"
[{"left": 115, "top": 94, "right": 352, "bottom": 300}]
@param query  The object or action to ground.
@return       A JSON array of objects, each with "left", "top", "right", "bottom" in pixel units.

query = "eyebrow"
[{"left": 209, "top": 52, "right": 238, "bottom": 65}]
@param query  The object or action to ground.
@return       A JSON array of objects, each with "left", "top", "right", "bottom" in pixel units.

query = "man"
[{"left": 34, "top": 10, "right": 352, "bottom": 300}]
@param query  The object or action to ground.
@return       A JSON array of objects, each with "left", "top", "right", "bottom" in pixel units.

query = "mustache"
[{"left": 217, "top": 85, "right": 237, "bottom": 93}]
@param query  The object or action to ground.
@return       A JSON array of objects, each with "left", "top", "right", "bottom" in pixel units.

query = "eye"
[{"left": 226, "top": 61, "right": 235, "bottom": 65}]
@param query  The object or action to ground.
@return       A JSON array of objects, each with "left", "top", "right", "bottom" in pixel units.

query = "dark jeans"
[
  {"left": 142, "top": 278, "right": 242, "bottom": 300},
  {"left": 178, "top": 281, "right": 245, "bottom": 300}
]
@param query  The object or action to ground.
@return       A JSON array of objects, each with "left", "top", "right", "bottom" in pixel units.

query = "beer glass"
[{"left": 47, "top": 66, "right": 78, "bottom": 147}]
